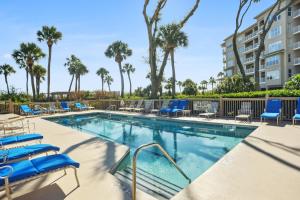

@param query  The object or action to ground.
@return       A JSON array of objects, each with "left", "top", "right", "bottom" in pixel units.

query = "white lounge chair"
[
  {"left": 133, "top": 100, "right": 144, "bottom": 112},
  {"left": 199, "top": 102, "right": 219, "bottom": 118},
  {"left": 235, "top": 102, "right": 252, "bottom": 122}
]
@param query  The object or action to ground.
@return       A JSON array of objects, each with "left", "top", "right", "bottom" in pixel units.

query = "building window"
[
  {"left": 267, "top": 70, "right": 280, "bottom": 80},
  {"left": 266, "top": 55, "right": 280, "bottom": 66},
  {"left": 268, "top": 26, "right": 281, "bottom": 38},
  {"left": 227, "top": 60, "right": 234, "bottom": 67},
  {"left": 288, "top": 7, "right": 292, "bottom": 16},
  {"left": 268, "top": 41, "right": 282, "bottom": 53},
  {"left": 288, "top": 69, "right": 292, "bottom": 78},
  {"left": 288, "top": 23, "right": 292, "bottom": 33},
  {"left": 288, "top": 54, "right": 291, "bottom": 62}
]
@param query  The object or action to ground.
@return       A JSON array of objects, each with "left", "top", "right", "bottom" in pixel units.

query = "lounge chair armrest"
[
  {"left": 0, "top": 151, "right": 8, "bottom": 164},
  {"left": 0, "top": 165, "right": 13, "bottom": 179}
]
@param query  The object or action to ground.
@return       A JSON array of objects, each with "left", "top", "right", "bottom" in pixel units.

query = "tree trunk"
[
  {"left": 232, "top": 32, "right": 246, "bottom": 80},
  {"left": 26, "top": 70, "right": 29, "bottom": 95},
  {"left": 118, "top": 62, "right": 125, "bottom": 97},
  {"left": 29, "top": 65, "right": 36, "bottom": 100},
  {"left": 108, "top": 83, "right": 111, "bottom": 92},
  {"left": 5, "top": 75, "right": 9, "bottom": 94},
  {"left": 170, "top": 49, "right": 176, "bottom": 97},
  {"left": 74, "top": 76, "right": 78, "bottom": 93},
  {"left": 47, "top": 45, "right": 52, "bottom": 100},
  {"left": 68, "top": 75, "right": 74, "bottom": 97},
  {"left": 128, "top": 72, "right": 132, "bottom": 96},
  {"left": 35, "top": 76, "right": 39, "bottom": 97},
  {"left": 101, "top": 77, "right": 104, "bottom": 92},
  {"left": 78, "top": 75, "right": 81, "bottom": 93}
]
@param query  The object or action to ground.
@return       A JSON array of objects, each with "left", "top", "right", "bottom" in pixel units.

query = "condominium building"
[{"left": 221, "top": 0, "right": 300, "bottom": 89}]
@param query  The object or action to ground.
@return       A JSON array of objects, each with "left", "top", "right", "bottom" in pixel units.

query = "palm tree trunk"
[
  {"left": 29, "top": 66, "right": 36, "bottom": 100},
  {"left": 35, "top": 76, "right": 39, "bottom": 97},
  {"left": 75, "top": 76, "right": 78, "bottom": 93},
  {"left": 170, "top": 49, "right": 176, "bottom": 97},
  {"left": 78, "top": 75, "right": 81, "bottom": 93},
  {"left": 101, "top": 77, "right": 104, "bottom": 92},
  {"left": 108, "top": 83, "right": 111, "bottom": 92},
  {"left": 127, "top": 72, "right": 132, "bottom": 96},
  {"left": 118, "top": 62, "right": 125, "bottom": 97},
  {"left": 5, "top": 75, "right": 9, "bottom": 94},
  {"left": 26, "top": 70, "right": 29, "bottom": 95},
  {"left": 68, "top": 75, "right": 74, "bottom": 97},
  {"left": 47, "top": 45, "right": 52, "bottom": 100}
]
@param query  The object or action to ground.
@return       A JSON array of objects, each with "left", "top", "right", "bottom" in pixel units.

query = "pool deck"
[{"left": 1, "top": 110, "right": 300, "bottom": 200}]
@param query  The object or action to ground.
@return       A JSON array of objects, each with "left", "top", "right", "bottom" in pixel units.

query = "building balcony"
[
  {"left": 293, "top": 25, "right": 300, "bottom": 35},
  {"left": 244, "top": 57, "right": 254, "bottom": 64},
  {"left": 294, "top": 57, "right": 300, "bottom": 66},
  {"left": 244, "top": 31, "right": 258, "bottom": 42},
  {"left": 293, "top": 8, "right": 300, "bottom": 19},
  {"left": 260, "top": 77, "right": 266, "bottom": 83},
  {"left": 259, "top": 64, "right": 265, "bottom": 71},
  {"left": 244, "top": 43, "right": 259, "bottom": 54},
  {"left": 245, "top": 68, "right": 254, "bottom": 74},
  {"left": 293, "top": 41, "right": 300, "bottom": 50}
]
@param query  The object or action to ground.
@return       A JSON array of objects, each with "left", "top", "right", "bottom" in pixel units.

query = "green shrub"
[{"left": 285, "top": 74, "right": 300, "bottom": 90}]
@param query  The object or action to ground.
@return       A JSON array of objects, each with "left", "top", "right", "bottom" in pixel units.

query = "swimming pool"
[{"left": 47, "top": 113, "right": 256, "bottom": 199}]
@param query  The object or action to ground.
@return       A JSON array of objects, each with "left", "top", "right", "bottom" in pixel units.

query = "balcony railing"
[
  {"left": 293, "top": 9, "right": 300, "bottom": 18},
  {"left": 245, "top": 68, "right": 254, "bottom": 74},
  {"left": 260, "top": 77, "right": 266, "bottom": 83},
  {"left": 260, "top": 65, "right": 265, "bottom": 71},
  {"left": 294, "top": 41, "right": 300, "bottom": 50},
  {"left": 244, "top": 57, "right": 254, "bottom": 63},
  {"left": 244, "top": 43, "right": 259, "bottom": 53},
  {"left": 294, "top": 57, "right": 300, "bottom": 65},
  {"left": 244, "top": 31, "right": 258, "bottom": 41},
  {"left": 293, "top": 25, "right": 300, "bottom": 34}
]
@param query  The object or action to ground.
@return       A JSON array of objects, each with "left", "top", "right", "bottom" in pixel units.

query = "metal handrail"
[{"left": 132, "top": 143, "right": 191, "bottom": 200}]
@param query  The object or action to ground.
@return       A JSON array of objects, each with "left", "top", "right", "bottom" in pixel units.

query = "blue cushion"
[
  {"left": 266, "top": 99, "right": 281, "bottom": 113},
  {"left": 294, "top": 114, "right": 300, "bottom": 120},
  {"left": 31, "top": 154, "right": 80, "bottom": 173},
  {"left": 0, "top": 136, "right": 18, "bottom": 145},
  {"left": 296, "top": 98, "right": 300, "bottom": 114},
  {"left": 24, "top": 144, "right": 60, "bottom": 153},
  {"left": 0, "top": 160, "right": 38, "bottom": 186},
  {"left": 17, "top": 133, "right": 43, "bottom": 142},
  {"left": 261, "top": 112, "right": 279, "bottom": 119}
]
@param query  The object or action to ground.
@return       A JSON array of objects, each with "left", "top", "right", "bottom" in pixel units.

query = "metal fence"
[{"left": 4, "top": 97, "right": 299, "bottom": 121}]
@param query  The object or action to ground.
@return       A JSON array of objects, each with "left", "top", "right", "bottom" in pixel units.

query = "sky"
[{"left": 0, "top": 0, "right": 274, "bottom": 94}]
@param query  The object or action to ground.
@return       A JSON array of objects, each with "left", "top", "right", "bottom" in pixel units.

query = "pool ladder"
[{"left": 132, "top": 143, "right": 191, "bottom": 200}]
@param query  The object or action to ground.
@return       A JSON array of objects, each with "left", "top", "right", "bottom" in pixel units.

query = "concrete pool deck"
[{"left": 0, "top": 110, "right": 300, "bottom": 200}]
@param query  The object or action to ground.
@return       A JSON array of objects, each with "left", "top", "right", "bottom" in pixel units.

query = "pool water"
[{"left": 47, "top": 113, "right": 256, "bottom": 189}]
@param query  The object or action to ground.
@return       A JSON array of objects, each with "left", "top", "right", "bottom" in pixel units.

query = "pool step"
[{"left": 114, "top": 166, "right": 183, "bottom": 200}]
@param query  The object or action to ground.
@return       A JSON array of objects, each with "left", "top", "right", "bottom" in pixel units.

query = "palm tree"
[
  {"left": 0, "top": 64, "right": 16, "bottom": 94},
  {"left": 32, "top": 64, "right": 46, "bottom": 96},
  {"left": 75, "top": 63, "right": 88, "bottom": 93},
  {"left": 122, "top": 63, "right": 135, "bottom": 96},
  {"left": 209, "top": 77, "right": 216, "bottom": 91},
  {"left": 156, "top": 23, "right": 188, "bottom": 97},
  {"left": 200, "top": 80, "right": 208, "bottom": 93},
  {"left": 105, "top": 41, "right": 132, "bottom": 98},
  {"left": 12, "top": 43, "right": 45, "bottom": 100},
  {"left": 164, "top": 78, "right": 173, "bottom": 96},
  {"left": 177, "top": 81, "right": 183, "bottom": 93},
  {"left": 64, "top": 55, "right": 80, "bottom": 95},
  {"left": 105, "top": 75, "right": 113, "bottom": 92},
  {"left": 96, "top": 67, "right": 109, "bottom": 92},
  {"left": 37, "top": 26, "right": 62, "bottom": 100}
]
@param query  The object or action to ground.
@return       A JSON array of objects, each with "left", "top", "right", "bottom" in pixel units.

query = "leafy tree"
[
  {"left": 96, "top": 67, "right": 109, "bottom": 92},
  {"left": 37, "top": 26, "right": 62, "bottom": 99},
  {"left": 200, "top": 80, "right": 208, "bottom": 92},
  {"left": 156, "top": 23, "right": 188, "bottom": 97},
  {"left": 285, "top": 74, "right": 300, "bottom": 90},
  {"left": 105, "top": 75, "right": 113, "bottom": 92},
  {"left": 105, "top": 41, "right": 132, "bottom": 98},
  {"left": 164, "top": 78, "right": 173, "bottom": 96},
  {"left": 12, "top": 43, "right": 45, "bottom": 100},
  {"left": 209, "top": 77, "right": 216, "bottom": 91},
  {"left": 217, "top": 74, "right": 255, "bottom": 93},
  {"left": 32, "top": 64, "right": 46, "bottom": 96},
  {"left": 134, "top": 85, "right": 151, "bottom": 97},
  {"left": 0, "top": 64, "right": 16, "bottom": 94},
  {"left": 142, "top": 0, "right": 200, "bottom": 98},
  {"left": 74, "top": 62, "right": 88, "bottom": 93},
  {"left": 64, "top": 55, "right": 81, "bottom": 95},
  {"left": 122, "top": 63, "right": 135, "bottom": 96},
  {"left": 182, "top": 79, "right": 198, "bottom": 95},
  {"left": 177, "top": 81, "right": 183, "bottom": 93}
]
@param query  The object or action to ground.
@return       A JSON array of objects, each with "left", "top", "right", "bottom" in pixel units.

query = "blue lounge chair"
[
  {"left": 61, "top": 101, "right": 71, "bottom": 112},
  {"left": 260, "top": 99, "right": 282, "bottom": 125},
  {"left": 0, "top": 133, "right": 43, "bottom": 148},
  {"left": 0, "top": 144, "right": 59, "bottom": 164},
  {"left": 80, "top": 103, "right": 89, "bottom": 110},
  {"left": 159, "top": 100, "right": 179, "bottom": 115},
  {"left": 170, "top": 100, "right": 190, "bottom": 116},
  {"left": 293, "top": 98, "right": 300, "bottom": 125},
  {"left": 20, "top": 105, "right": 42, "bottom": 115},
  {"left": 0, "top": 154, "right": 80, "bottom": 199},
  {"left": 74, "top": 102, "right": 83, "bottom": 110}
]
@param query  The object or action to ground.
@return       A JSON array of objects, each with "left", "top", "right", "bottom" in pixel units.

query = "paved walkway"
[{"left": 0, "top": 111, "right": 300, "bottom": 200}]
